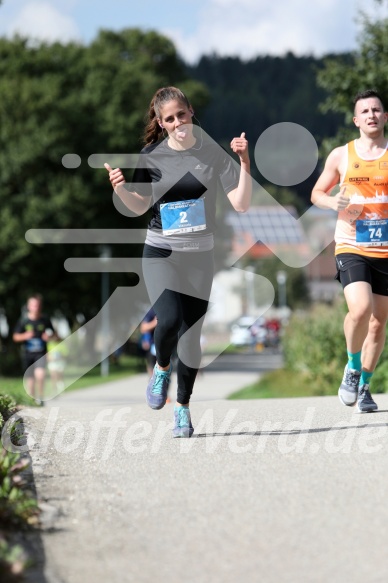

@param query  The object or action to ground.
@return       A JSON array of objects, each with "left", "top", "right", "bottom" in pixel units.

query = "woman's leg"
[
  {"left": 142, "top": 245, "right": 182, "bottom": 368},
  {"left": 176, "top": 293, "right": 209, "bottom": 405},
  {"left": 152, "top": 289, "right": 182, "bottom": 367},
  {"left": 175, "top": 249, "right": 214, "bottom": 405}
]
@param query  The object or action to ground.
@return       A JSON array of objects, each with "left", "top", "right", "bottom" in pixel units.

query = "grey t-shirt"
[{"left": 131, "top": 134, "right": 239, "bottom": 248}]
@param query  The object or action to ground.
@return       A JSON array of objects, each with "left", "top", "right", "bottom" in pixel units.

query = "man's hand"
[{"left": 330, "top": 185, "right": 350, "bottom": 211}]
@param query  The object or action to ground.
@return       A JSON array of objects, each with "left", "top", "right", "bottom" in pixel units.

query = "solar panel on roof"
[{"left": 225, "top": 206, "right": 306, "bottom": 245}]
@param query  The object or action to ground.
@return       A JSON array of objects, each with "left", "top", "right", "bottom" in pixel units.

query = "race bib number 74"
[{"left": 356, "top": 219, "right": 388, "bottom": 246}]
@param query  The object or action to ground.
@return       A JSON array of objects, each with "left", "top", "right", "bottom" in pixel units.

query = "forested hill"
[
  {"left": 187, "top": 52, "right": 347, "bottom": 147},
  {"left": 187, "top": 52, "right": 352, "bottom": 201}
]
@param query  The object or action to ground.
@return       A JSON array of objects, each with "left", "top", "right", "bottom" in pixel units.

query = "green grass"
[
  {"left": 0, "top": 378, "right": 33, "bottom": 407},
  {"left": 64, "top": 355, "right": 144, "bottom": 391},
  {"left": 228, "top": 368, "right": 334, "bottom": 400},
  {"left": 0, "top": 355, "right": 145, "bottom": 406}
]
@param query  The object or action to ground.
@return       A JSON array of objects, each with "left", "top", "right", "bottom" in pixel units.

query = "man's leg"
[
  {"left": 22, "top": 355, "right": 36, "bottom": 399},
  {"left": 355, "top": 293, "right": 388, "bottom": 412},
  {"left": 339, "top": 281, "right": 372, "bottom": 406},
  {"left": 34, "top": 367, "right": 46, "bottom": 402},
  {"left": 343, "top": 281, "right": 373, "bottom": 353},
  {"left": 361, "top": 293, "right": 388, "bottom": 372},
  {"left": 25, "top": 375, "right": 35, "bottom": 399}
]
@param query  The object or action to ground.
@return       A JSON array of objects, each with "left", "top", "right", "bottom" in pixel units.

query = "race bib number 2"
[
  {"left": 356, "top": 219, "right": 388, "bottom": 246},
  {"left": 160, "top": 198, "right": 206, "bottom": 236}
]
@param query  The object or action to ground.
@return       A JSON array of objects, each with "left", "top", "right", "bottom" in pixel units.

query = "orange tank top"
[{"left": 335, "top": 139, "right": 388, "bottom": 257}]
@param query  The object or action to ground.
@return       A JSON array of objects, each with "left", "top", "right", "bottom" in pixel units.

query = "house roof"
[{"left": 225, "top": 205, "right": 307, "bottom": 246}]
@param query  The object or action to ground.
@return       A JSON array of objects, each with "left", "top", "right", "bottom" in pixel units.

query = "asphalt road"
[
  {"left": 10, "top": 351, "right": 388, "bottom": 583},
  {"left": 203, "top": 348, "right": 283, "bottom": 373}
]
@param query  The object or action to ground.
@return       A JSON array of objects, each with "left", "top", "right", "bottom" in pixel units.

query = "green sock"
[
  {"left": 360, "top": 370, "right": 373, "bottom": 386},
  {"left": 347, "top": 350, "right": 361, "bottom": 371}
]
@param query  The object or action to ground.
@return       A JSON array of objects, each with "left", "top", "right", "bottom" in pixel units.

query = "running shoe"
[
  {"left": 172, "top": 406, "right": 194, "bottom": 438},
  {"left": 338, "top": 365, "right": 361, "bottom": 406},
  {"left": 357, "top": 384, "right": 378, "bottom": 413},
  {"left": 146, "top": 364, "right": 172, "bottom": 410}
]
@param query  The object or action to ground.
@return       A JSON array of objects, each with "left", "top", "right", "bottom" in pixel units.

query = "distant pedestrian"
[
  {"left": 47, "top": 336, "right": 68, "bottom": 393},
  {"left": 140, "top": 308, "right": 158, "bottom": 376},
  {"left": 13, "top": 294, "right": 56, "bottom": 405}
]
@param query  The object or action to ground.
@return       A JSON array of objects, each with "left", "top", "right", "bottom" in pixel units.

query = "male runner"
[{"left": 311, "top": 89, "right": 388, "bottom": 412}]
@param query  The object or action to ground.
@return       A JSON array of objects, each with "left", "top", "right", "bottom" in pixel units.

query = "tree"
[
  {"left": 316, "top": 0, "right": 388, "bottom": 156},
  {"left": 0, "top": 30, "right": 209, "bottom": 372},
  {"left": 187, "top": 52, "right": 343, "bottom": 205}
]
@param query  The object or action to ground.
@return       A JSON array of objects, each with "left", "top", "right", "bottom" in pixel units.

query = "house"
[{"left": 223, "top": 204, "right": 341, "bottom": 303}]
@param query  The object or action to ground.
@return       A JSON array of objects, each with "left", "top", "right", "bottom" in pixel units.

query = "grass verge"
[
  {"left": 228, "top": 368, "right": 334, "bottom": 400},
  {"left": 0, "top": 355, "right": 145, "bottom": 405}
]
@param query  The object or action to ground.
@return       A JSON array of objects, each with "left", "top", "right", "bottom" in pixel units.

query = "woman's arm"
[
  {"left": 104, "top": 163, "right": 152, "bottom": 216},
  {"left": 227, "top": 132, "right": 252, "bottom": 213}
]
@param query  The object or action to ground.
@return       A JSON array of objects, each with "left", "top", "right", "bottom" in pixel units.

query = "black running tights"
[{"left": 142, "top": 244, "right": 213, "bottom": 404}]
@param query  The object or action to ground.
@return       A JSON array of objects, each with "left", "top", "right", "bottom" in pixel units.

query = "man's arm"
[
  {"left": 41, "top": 318, "right": 58, "bottom": 342},
  {"left": 13, "top": 321, "right": 33, "bottom": 343},
  {"left": 140, "top": 316, "right": 157, "bottom": 334},
  {"left": 311, "top": 146, "right": 349, "bottom": 211},
  {"left": 13, "top": 331, "right": 34, "bottom": 343}
]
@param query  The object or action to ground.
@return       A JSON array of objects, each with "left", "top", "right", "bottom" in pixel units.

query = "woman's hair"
[{"left": 143, "top": 86, "right": 191, "bottom": 146}]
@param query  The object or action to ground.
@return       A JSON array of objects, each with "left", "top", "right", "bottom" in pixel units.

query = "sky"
[{"left": 0, "top": 0, "right": 387, "bottom": 64}]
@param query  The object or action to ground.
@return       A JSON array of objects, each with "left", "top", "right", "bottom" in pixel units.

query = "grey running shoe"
[
  {"left": 146, "top": 364, "right": 172, "bottom": 410},
  {"left": 172, "top": 406, "right": 194, "bottom": 438},
  {"left": 357, "top": 384, "right": 378, "bottom": 413},
  {"left": 338, "top": 365, "right": 361, "bottom": 406}
]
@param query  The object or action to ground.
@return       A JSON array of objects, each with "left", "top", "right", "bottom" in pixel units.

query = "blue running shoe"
[
  {"left": 357, "top": 384, "right": 378, "bottom": 413},
  {"left": 172, "top": 406, "right": 194, "bottom": 438},
  {"left": 146, "top": 364, "right": 172, "bottom": 410}
]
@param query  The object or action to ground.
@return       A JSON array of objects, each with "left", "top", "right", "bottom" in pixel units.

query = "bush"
[
  {"left": 283, "top": 298, "right": 388, "bottom": 394},
  {"left": 0, "top": 394, "right": 39, "bottom": 581},
  {"left": 0, "top": 395, "right": 17, "bottom": 431},
  {"left": 0, "top": 344, "right": 22, "bottom": 377},
  {"left": 282, "top": 300, "right": 348, "bottom": 394},
  {"left": 0, "top": 534, "right": 27, "bottom": 582}
]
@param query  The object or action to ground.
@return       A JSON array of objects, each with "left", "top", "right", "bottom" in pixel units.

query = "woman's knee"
[{"left": 157, "top": 313, "right": 181, "bottom": 337}]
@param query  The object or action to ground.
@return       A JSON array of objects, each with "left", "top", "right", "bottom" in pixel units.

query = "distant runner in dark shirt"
[{"left": 13, "top": 294, "right": 55, "bottom": 404}]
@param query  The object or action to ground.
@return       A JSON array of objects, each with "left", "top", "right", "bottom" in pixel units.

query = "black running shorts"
[
  {"left": 22, "top": 352, "right": 46, "bottom": 377},
  {"left": 335, "top": 253, "right": 388, "bottom": 296}
]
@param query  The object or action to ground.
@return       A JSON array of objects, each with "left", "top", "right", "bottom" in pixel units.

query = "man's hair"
[
  {"left": 353, "top": 89, "right": 386, "bottom": 112},
  {"left": 27, "top": 293, "right": 43, "bottom": 303}
]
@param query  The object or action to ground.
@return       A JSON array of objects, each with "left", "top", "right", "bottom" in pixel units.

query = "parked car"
[{"left": 230, "top": 316, "right": 267, "bottom": 346}]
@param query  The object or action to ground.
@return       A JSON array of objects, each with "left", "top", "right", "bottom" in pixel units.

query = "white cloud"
[
  {"left": 2, "top": 0, "right": 388, "bottom": 59},
  {"left": 6, "top": 1, "right": 80, "bottom": 43},
  {"left": 164, "top": 0, "right": 388, "bottom": 63}
]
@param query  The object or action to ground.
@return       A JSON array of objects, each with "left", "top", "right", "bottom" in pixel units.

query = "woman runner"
[{"left": 105, "top": 86, "right": 251, "bottom": 437}]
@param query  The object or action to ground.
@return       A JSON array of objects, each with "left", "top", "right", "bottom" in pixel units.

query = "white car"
[{"left": 230, "top": 316, "right": 264, "bottom": 346}]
